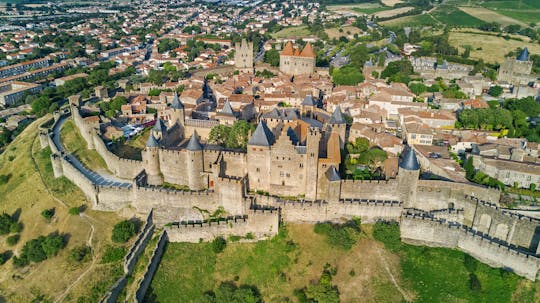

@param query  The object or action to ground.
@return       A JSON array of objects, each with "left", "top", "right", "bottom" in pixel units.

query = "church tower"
[
  {"left": 234, "top": 39, "right": 253, "bottom": 71},
  {"left": 397, "top": 146, "right": 420, "bottom": 208}
]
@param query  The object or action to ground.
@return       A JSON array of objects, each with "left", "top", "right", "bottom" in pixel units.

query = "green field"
[
  {"left": 494, "top": 10, "right": 540, "bottom": 25},
  {"left": 432, "top": 6, "right": 486, "bottom": 27},
  {"left": 148, "top": 223, "right": 540, "bottom": 303},
  {"left": 353, "top": 6, "right": 392, "bottom": 15},
  {"left": 381, "top": 13, "right": 440, "bottom": 27},
  {"left": 272, "top": 26, "right": 311, "bottom": 39},
  {"left": 477, "top": 0, "right": 540, "bottom": 24},
  {"left": 482, "top": 0, "right": 540, "bottom": 10}
]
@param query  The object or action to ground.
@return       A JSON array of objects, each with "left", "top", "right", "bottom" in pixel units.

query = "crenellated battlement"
[
  {"left": 136, "top": 186, "right": 213, "bottom": 196},
  {"left": 339, "top": 198, "right": 402, "bottom": 207}
]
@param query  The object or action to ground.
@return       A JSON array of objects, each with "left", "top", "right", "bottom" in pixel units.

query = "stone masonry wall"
[
  {"left": 401, "top": 215, "right": 540, "bottom": 281},
  {"left": 340, "top": 180, "right": 399, "bottom": 200},
  {"left": 165, "top": 209, "right": 279, "bottom": 242},
  {"left": 134, "top": 230, "right": 168, "bottom": 303}
]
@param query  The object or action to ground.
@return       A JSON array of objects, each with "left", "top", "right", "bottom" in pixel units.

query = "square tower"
[{"left": 234, "top": 39, "right": 254, "bottom": 70}]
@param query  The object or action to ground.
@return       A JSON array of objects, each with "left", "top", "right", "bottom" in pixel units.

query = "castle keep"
[
  {"left": 41, "top": 98, "right": 540, "bottom": 281},
  {"left": 234, "top": 39, "right": 253, "bottom": 71},
  {"left": 498, "top": 48, "right": 533, "bottom": 86},
  {"left": 279, "top": 41, "right": 316, "bottom": 76}
]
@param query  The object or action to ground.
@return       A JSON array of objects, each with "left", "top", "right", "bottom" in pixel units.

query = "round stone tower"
[
  {"left": 397, "top": 145, "right": 420, "bottom": 208},
  {"left": 142, "top": 133, "right": 163, "bottom": 185},
  {"left": 186, "top": 132, "right": 205, "bottom": 190}
]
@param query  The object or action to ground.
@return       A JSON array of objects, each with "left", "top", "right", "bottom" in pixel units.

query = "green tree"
[
  {"left": 349, "top": 44, "right": 369, "bottom": 69},
  {"left": 41, "top": 234, "right": 64, "bottom": 258},
  {"left": 409, "top": 82, "right": 427, "bottom": 95},
  {"left": 112, "top": 220, "right": 137, "bottom": 243},
  {"left": 488, "top": 86, "right": 503, "bottom": 97},
  {"left": 31, "top": 96, "right": 52, "bottom": 116},
  {"left": 264, "top": 49, "right": 280, "bottom": 67},
  {"left": 332, "top": 65, "right": 364, "bottom": 86}
]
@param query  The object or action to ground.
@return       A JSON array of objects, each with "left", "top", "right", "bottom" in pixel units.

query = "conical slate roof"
[
  {"left": 517, "top": 47, "right": 529, "bottom": 61},
  {"left": 186, "top": 132, "right": 203, "bottom": 151},
  {"left": 248, "top": 121, "right": 275, "bottom": 146},
  {"left": 329, "top": 105, "right": 345, "bottom": 124},
  {"left": 400, "top": 146, "right": 420, "bottom": 171},
  {"left": 221, "top": 101, "right": 234, "bottom": 116},
  {"left": 302, "top": 95, "right": 316, "bottom": 106},
  {"left": 171, "top": 92, "right": 184, "bottom": 109},
  {"left": 153, "top": 118, "right": 166, "bottom": 133},
  {"left": 146, "top": 133, "right": 160, "bottom": 148},
  {"left": 286, "top": 126, "right": 299, "bottom": 145},
  {"left": 326, "top": 165, "right": 341, "bottom": 181}
]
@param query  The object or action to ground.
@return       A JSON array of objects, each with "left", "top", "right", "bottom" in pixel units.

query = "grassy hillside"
[
  {"left": 0, "top": 116, "right": 126, "bottom": 302},
  {"left": 149, "top": 223, "right": 540, "bottom": 303}
]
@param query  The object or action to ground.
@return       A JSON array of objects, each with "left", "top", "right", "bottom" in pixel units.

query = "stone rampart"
[
  {"left": 124, "top": 210, "right": 155, "bottom": 273},
  {"left": 94, "top": 185, "right": 133, "bottom": 211},
  {"left": 60, "top": 156, "right": 98, "bottom": 205},
  {"left": 340, "top": 179, "right": 399, "bottom": 200},
  {"left": 134, "top": 230, "right": 168, "bottom": 303},
  {"left": 401, "top": 215, "right": 540, "bottom": 281},
  {"left": 91, "top": 131, "right": 142, "bottom": 179},
  {"left": 165, "top": 209, "right": 279, "bottom": 242}
]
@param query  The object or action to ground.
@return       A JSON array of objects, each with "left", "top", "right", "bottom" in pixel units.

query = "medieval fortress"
[{"left": 36, "top": 45, "right": 540, "bottom": 282}]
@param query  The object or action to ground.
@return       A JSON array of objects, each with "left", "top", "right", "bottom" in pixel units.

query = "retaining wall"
[{"left": 134, "top": 230, "right": 168, "bottom": 302}]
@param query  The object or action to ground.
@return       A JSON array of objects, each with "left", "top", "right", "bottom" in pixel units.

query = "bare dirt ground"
[
  {"left": 381, "top": 0, "right": 403, "bottom": 6},
  {"left": 374, "top": 7, "right": 414, "bottom": 19}
]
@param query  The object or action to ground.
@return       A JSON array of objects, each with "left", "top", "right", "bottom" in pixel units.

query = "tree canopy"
[{"left": 332, "top": 65, "right": 364, "bottom": 86}]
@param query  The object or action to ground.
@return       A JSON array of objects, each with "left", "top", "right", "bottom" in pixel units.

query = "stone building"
[
  {"left": 279, "top": 41, "right": 316, "bottom": 76},
  {"left": 498, "top": 48, "right": 533, "bottom": 86},
  {"left": 234, "top": 39, "right": 253, "bottom": 71}
]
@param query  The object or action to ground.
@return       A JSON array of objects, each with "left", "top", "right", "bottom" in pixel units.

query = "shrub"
[
  {"left": 101, "top": 245, "right": 126, "bottom": 263},
  {"left": 12, "top": 255, "right": 28, "bottom": 268},
  {"left": 228, "top": 235, "right": 241, "bottom": 242},
  {"left": 0, "top": 212, "right": 19, "bottom": 235},
  {"left": 41, "top": 208, "right": 55, "bottom": 222},
  {"left": 70, "top": 245, "right": 92, "bottom": 263},
  {"left": 469, "top": 273, "right": 482, "bottom": 291},
  {"left": 203, "top": 281, "right": 262, "bottom": 303},
  {"left": 16, "top": 234, "right": 65, "bottom": 266},
  {"left": 314, "top": 218, "right": 361, "bottom": 250},
  {"left": 373, "top": 221, "right": 402, "bottom": 252},
  {"left": 7, "top": 234, "right": 19, "bottom": 246},
  {"left": 211, "top": 236, "right": 227, "bottom": 253},
  {"left": 0, "top": 174, "right": 11, "bottom": 185},
  {"left": 0, "top": 251, "right": 8, "bottom": 265},
  {"left": 245, "top": 232, "right": 254, "bottom": 240},
  {"left": 112, "top": 220, "right": 136, "bottom": 243},
  {"left": 68, "top": 206, "right": 82, "bottom": 215}
]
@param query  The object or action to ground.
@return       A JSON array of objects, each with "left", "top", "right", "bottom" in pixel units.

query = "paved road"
[{"left": 52, "top": 115, "right": 132, "bottom": 188}]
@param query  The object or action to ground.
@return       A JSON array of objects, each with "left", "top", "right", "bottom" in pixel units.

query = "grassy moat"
[{"left": 148, "top": 223, "right": 540, "bottom": 303}]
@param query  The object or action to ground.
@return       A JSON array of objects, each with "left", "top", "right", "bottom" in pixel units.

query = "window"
[{"left": 256, "top": 168, "right": 260, "bottom": 172}]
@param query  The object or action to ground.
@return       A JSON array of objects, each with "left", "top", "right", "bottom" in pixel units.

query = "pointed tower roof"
[
  {"left": 399, "top": 146, "right": 420, "bottom": 171},
  {"left": 221, "top": 100, "right": 234, "bottom": 116},
  {"left": 153, "top": 118, "right": 166, "bottom": 133},
  {"left": 171, "top": 92, "right": 184, "bottom": 109},
  {"left": 302, "top": 95, "right": 316, "bottom": 106},
  {"left": 281, "top": 41, "right": 294, "bottom": 56},
  {"left": 326, "top": 165, "right": 341, "bottom": 181},
  {"left": 286, "top": 126, "right": 299, "bottom": 145},
  {"left": 517, "top": 47, "right": 529, "bottom": 61},
  {"left": 300, "top": 42, "right": 315, "bottom": 58},
  {"left": 186, "top": 132, "right": 203, "bottom": 151},
  {"left": 248, "top": 121, "right": 275, "bottom": 146},
  {"left": 146, "top": 133, "right": 160, "bottom": 148},
  {"left": 329, "top": 105, "right": 345, "bottom": 124}
]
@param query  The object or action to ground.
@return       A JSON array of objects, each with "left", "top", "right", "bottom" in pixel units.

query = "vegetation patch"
[
  {"left": 59, "top": 119, "right": 109, "bottom": 172},
  {"left": 314, "top": 218, "right": 362, "bottom": 250},
  {"left": 372, "top": 221, "right": 535, "bottom": 302}
]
